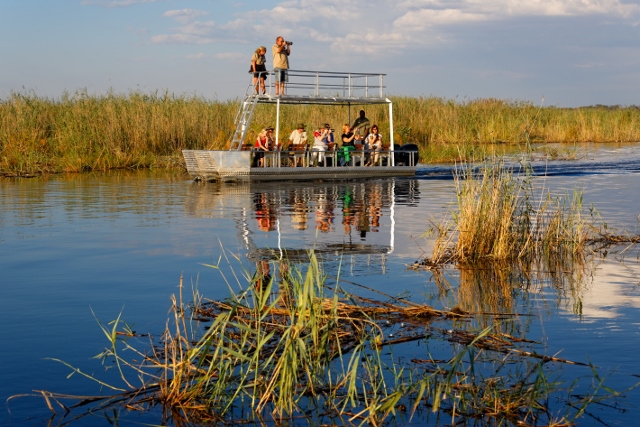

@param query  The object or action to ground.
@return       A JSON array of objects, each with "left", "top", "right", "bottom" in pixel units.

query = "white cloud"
[
  {"left": 81, "top": 0, "right": 160, "bottom": 7},
  {"left": 149, "top": 1, "right": 640, "bottom": 57},
  {"left": 152, "top": 9, "right": 217, "bottom": 45},
  {"left": 186, "top": 52, "right": 208, "bottom": 60},
  {"left": 163, "top": 9, "right": 209, "bottom": 24},
  {"left": 214, "top": 52, "right": 246, "bottom": 61},
  {"left": 394, "top": 8, "right": 487, "bottom": 29},
  {"left": 394, "top": 0, "right": 640, "bottom": 20},
  {"left": 150, "top": 34, "right": 213, "bottom": 45}
]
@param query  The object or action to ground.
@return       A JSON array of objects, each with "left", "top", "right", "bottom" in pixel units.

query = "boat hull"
[{"left": 183, "top": 150, "right": 416, "bottom": 182}]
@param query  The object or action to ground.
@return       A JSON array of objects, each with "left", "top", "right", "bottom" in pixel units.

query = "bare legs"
[
  {"left": 254, "top": 77, "right": 266, "bottom": 95},
  {"left": 275, "top": 82, "right": 286, "bottom": 96}
]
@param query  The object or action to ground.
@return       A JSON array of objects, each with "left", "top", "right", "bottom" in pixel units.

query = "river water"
[{"left": 1, "top": 143, "right": 640, "bottom": 426}]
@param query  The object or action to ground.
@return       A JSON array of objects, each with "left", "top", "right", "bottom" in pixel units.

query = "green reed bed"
[
  {"left": 0, "top": 90, "right": 237, "bottom": 175},
  {"left": 391, "top": 97, "right": 640, "bottom": 145},
  {"left": 3, "top": 91, "right": 640, "bottom": 176},
  {"left": 20, "top": 252, "right": 629, "bottom": 427},
  {"left": 420, "top": 158, "right": 595, "bottom": 266}
]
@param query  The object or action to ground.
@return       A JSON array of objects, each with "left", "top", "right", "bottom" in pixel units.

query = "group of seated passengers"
[
  {"left": 340, "top": 123, "right": 383, "bottom": 166},
  {"left": 253, "top": 122, "right": 384, "bottom": 167}
]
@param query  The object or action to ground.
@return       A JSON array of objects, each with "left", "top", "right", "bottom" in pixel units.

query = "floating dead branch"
[{"left": 585, "top": 232, "right": 640, "bottom": 250}]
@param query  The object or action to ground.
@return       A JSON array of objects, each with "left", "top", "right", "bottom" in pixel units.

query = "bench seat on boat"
[{"left": 288, "top": 144, "right": 308, "bottom": 167}]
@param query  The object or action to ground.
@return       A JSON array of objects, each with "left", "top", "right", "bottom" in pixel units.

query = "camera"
[{"left": 285, "top": 41, "right": 293, "bottom": 46}]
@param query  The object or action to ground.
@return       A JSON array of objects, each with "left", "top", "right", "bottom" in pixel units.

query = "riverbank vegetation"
[{"left": 3, "top": 90, "right": 640, "bottom": 176}]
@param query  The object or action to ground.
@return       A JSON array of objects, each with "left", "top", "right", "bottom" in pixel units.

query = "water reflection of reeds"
[{"left": 448, "top": 254, "right": 595, "bottom": 335}]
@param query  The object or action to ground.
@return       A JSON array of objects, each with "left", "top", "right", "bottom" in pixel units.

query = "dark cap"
[
  {"left": 266, "top": 126, "right": 274, "bottom": 131},
  {"left": 297, "top": 123, "right": 305, "bottom": 129},
  {"left": 324, "top": 123, "right": 331, "bottom": 129}
]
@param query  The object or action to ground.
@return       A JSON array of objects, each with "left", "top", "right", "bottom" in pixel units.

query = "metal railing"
[
  {"left": 249, "top": 146, "right": 417, "bottom": 168},
  {"left": 250, "top": 69, "right": 387, "bottom": 99}
]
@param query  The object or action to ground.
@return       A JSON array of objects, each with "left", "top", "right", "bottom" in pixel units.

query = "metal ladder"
[{"left": 230, "top": 91, "right": 259, "bottom": 150}]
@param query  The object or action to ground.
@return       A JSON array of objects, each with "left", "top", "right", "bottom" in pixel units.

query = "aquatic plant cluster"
[
  {"left": 3, "top": 90, "right": 640, "bottom": 176},
  {"left": 424, "top": 160, "right": 592, "bottom": 266},
  {"left": 28, "top": 246, "right": 630, "bottom": 427}
]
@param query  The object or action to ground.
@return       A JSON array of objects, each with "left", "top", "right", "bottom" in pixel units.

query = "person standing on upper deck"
[
  {"left": 351, "top": 110, "right": 370, "bottom": 144},
  {"left": 272, "top": 36, "right": 291, "bottom": 96},
  {"left": 251, "top": 46, "right": 268, "bottom": 95}
]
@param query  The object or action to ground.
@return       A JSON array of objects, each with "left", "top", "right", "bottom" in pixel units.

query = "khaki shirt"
[{"left": 272, "top": 44, "right": 289, "bottom": 69}]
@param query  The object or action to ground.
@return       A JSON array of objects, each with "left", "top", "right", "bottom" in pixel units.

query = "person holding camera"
[
  {"left": 339, "top": 124, "right": 355, "bottom": 166},
  {"left": 311, "top": 126, "right": 330, "bottom": 166},
  {"left": 272, "top": 36, "right": 291, "bottom": 96}
]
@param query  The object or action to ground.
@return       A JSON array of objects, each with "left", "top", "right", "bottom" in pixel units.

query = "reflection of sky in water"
[
  {"left": 2, "top": 144, "right": 640, "bottom": 425},
  {"left": 568, "top": 258, "right": 640, "bottom": 320}
]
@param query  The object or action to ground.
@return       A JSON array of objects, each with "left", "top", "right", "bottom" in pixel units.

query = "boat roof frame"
[{"left": 242, "top": 68, "right": 394, "bottom": 148}]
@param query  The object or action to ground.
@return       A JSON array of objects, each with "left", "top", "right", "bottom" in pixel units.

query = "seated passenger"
[
  {"left": 364, "top": 125, "right": 382, "bottom": 166},
  {"left": 288, "top": 123, "right": 307, "bottom": 147},
  {"left": 288, "top": 123, "right": 307, "bottom": 166},
  {"left": 324, "top": 123, "right": 335, "bottom": 147},
  {"left": 341, "top": 124, "right": 355, "bottom": 147},
  {"left": 254, "top": 126, "right": 274, "bottom": 167},
  {"left": 339, "top": 124, "right": 355, "bottom": 166},
  {"left": 323, "top": 123, "right": 335, "bottom": 165},
  {"left": 311, "top": 126, "right": 330, "bottom": 166}
]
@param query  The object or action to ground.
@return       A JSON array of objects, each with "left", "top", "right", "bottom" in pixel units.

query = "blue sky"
[{"left": 2, "top": 0, "right": 639, "bottom": 107}]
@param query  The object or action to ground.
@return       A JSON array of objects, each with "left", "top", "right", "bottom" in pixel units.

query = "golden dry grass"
[{"left": 3, "top": 91, "right": 640, "bottom": 176}]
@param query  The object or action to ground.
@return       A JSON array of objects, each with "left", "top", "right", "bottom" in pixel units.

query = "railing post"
[{"left": 388, "top": 100, "right": 394, "bottom": 166}]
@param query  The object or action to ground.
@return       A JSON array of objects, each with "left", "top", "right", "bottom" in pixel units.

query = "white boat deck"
[{"left": 183, "top": 69, "right": 418, "bottom": 182}]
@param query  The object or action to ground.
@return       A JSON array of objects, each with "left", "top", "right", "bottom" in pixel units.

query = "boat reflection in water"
[{"left": 184, "top": 178, "right": 420, "bottom": 276}]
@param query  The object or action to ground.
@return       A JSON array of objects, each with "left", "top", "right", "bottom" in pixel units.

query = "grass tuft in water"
[
  {"left": 422, "top": 159, "right": 598, "bottom": 266},
  {"left": 17, "top": 251, "right": 634, "bottom": 426}
]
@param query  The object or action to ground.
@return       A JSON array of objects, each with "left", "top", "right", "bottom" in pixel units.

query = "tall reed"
[
  {"left": 428, "top": 160, "right": 596, "bottom": 264},
  {"left": 3, "top": 90, "right": 640, "bottom": 175}
]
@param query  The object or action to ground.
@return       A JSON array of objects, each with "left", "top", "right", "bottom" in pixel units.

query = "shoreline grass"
[{"left": 3, "top": 90, "right": 640, "bottom": 176}]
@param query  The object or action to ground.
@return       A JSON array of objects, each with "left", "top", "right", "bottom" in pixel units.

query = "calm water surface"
[{"left": 2, "top": 143, "right": 640, "bottom": 426}]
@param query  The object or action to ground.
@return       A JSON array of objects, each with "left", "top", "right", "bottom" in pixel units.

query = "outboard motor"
[{"left": 396, "top": 143, "right": 419, "bottom": 166}]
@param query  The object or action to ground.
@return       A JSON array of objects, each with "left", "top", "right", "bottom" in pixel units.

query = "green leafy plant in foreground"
[{"left": 16, "top": 252, "right": 634, "bottom": 427}]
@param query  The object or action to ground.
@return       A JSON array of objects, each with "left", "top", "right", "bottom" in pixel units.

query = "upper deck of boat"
[{"left": 246, "top": 69, "right": 391, "bottom": 106}]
